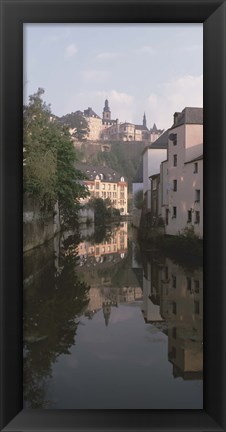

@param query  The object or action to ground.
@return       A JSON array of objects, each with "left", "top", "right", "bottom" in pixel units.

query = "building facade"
[
  {"left": 161, "top": 107, "right": 203, "bottom": 238},
  {"left": 83, "top": 107, "right": 103, "bottom": 141},
  {"left": 76, "top": 163, "right": 128, "bottom": 215},
  {"left": 74, "top": 99, "right": 163, "bottom": 143}
]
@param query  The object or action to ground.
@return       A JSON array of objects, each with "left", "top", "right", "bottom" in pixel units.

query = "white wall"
[{"left": 143, "top": 148, "right": 167, "bottom": 196}]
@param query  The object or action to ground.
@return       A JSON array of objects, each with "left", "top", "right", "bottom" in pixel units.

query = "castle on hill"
[{"left": 77, "top": 99, "right": 163, "bottom": 143}]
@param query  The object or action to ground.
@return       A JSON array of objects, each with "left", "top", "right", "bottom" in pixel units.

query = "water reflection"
[
  {"left": 140, "top": 252, "right": 203, "bottom": 381},
  {"left": 23, "top": 223, "right": 203, "bottom": 408}
]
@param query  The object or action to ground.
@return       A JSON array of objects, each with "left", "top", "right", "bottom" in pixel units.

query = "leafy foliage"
[
  {"left": 88, "top": 197, "right": 120, "bottom": 226},
  {"left": 58, "top": 112, "right": 89, "bottom": 141},
  {"left": 23, "top": 233, "right": 90, "bottom": 407},
  {"left": 23, "top": 88, "right": 89, "bottom": 227},
  {"left": 134, "top": 189, "right": 143, "bottom": 209}
]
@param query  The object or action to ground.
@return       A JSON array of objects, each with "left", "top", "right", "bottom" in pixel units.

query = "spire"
[
  {"left": 104, "top": 99, "right": 110, "bottom": 112},
  {"left": 103, "top": 99, "right": 111, "bottom": 120},
  {"left": 143, "top": 112, "right": 147, "bottom": 128},
  {"left": 103, "top": 302, "right": 111, "bottom": 326}
]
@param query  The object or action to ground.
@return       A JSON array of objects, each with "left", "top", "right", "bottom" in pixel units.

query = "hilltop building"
[
  {"left": 71, "top": 99, "right": 163, "bottom": 143},
  {"left": 83, "top": 107, "right": 103, "bottom": 141}
]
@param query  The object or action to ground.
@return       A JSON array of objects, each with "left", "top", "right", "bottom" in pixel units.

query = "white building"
[
  {"left": 161, "top": 107, "right": 203, "bottom": 238},
  {"left": 142, "top": 130, "right": 168, "bottom": 209}
]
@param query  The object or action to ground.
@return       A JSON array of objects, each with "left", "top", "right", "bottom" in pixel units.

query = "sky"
[{"left": 24, "top": 24, "right": 203, "bottom": 130}]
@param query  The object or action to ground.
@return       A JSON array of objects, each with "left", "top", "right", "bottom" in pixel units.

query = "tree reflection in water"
[{"left": 23, "top": 232, "right": 90, "bottom": 408}]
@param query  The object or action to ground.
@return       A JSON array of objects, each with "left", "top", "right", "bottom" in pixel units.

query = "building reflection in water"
[
  {"left": 76, "top": 222, "right": 143, "bottom": 326},
  {"left": 23, "top": 222, "right": 203, "bottom": 408},
  {"left": 140, "top": 251, "right": 203, "bottom": 381},
  {"left": 76, "top": 224, "right": 203, "bottom": 382}
]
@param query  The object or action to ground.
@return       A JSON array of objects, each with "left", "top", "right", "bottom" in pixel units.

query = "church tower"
[
  {"left": 143, "top": 112, "right": 147, "bottom": 128},
  {"left": 103, "top": 99, "right": 111, "bottom": 121}
]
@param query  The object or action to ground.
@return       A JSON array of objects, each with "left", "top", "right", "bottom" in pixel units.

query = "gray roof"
[
  {"left": 75, "top": 163, "right": 126, "bottom": 183},
  {"left": 170, "top": 107, "right": 203, "bottom": 129},
  {"left": 84, "top": 107, "right": 101, "bottom": 119},
  {"left": 184, "top": 154, "right": 203, "bottom": 164},
  {"left": 135, "top": 125, "right": 149, "bottom": 131},
  {"left": 142, "top": 129, "right": 169, "bottom": 154},
  {"left": 132, "top": 160, "right": 143, "bottom": 183}
]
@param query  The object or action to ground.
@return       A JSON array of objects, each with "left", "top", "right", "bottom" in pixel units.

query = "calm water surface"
[{"left": 23, "top": 222, "right": 203, "bottom": 409}]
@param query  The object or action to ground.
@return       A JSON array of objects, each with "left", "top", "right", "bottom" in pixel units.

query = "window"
[
  {"left": 187, "top": 277, "right": 192, "bottom": 292},
  {"left": 102, "top": 184, "right": 105, "bottom": 190},
  {"left": 173, "top": 137, "right": 177, "bottom": 146},
  {"left": 173, "top": 179, "right": 177, "bottom": 191},
  {"left": 172, "top": 302, "right": 177, "bottom": 314},
  {"left": 166, "top": 209, "right": 169, "bottom": 225},
  {"left": 96, "top": 182, "right": 100, "bottom": 190},
  {"left": 195, "top": 189, "right": 200, "bottom": 202},
  {"left": 172, "top": 327, "right": 177, "bottom": 339},
  {"left": 195, "top": 211, "right": 200, "bottom": 224},
  {"left": 172, "top": 206, "right": 177, "bottom": 218},
  {"left": 187, "top": 210, "right": 192, "bottom": 223},
  {"left": 172, "top": 275, "right": 177, "bottom": 288},
  {"left": 152, "top": 178, "right": 157, "bottom": 190},
  {"left": 194, "top": 162, "right": 198, "bottom": 173},
  {"left": 173, "top": 154, "right": 177, "bottom": 167}
]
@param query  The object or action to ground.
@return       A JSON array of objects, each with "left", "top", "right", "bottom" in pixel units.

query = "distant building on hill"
[
  {"left": 67, "top": 99, "right": 163, "bottom": 143},
  {"left": 83, "top": 107, "right": 103, "bottom": 141}
]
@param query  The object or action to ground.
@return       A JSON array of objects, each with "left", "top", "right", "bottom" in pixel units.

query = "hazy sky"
[{"left": 24, "top": 24, "right": 203, "bottom": 130}]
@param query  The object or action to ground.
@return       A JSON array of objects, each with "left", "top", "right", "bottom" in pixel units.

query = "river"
[{"left": 23, "top": 222, "right": 203, "bottom": 409}]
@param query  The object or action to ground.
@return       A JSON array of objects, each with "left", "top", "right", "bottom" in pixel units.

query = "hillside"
[{"left": 75, "top": 140, "right": 146, "bottom": 191}]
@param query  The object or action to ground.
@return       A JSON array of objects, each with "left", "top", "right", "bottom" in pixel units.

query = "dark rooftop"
[
  {"left": 135, "top": 125, "right": 149, "bottom": 131},
  {"left": 171, "top": 107, "right": 203, "bottom": 129},
  {"left": 84, "top": 107, "right": 101, "bottom": 119},
  {"left": 75, "top": 163, "right": 126, "bottom": 183},
  {"left": 142, "top": 129, "right": 169, "bottom": 154}
]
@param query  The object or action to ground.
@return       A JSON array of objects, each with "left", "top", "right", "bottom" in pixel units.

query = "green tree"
[
  {"left": 58, "top": 112, "right": 89, "bottom": 141},
  {"left": 134, "top": 189, "right": 144, "bottom": 209},
  {"left": 23, "top": 88, "right": 89, "bottom": 227}
]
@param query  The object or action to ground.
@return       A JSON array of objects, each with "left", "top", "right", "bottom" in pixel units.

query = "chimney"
[{"left": 173, "top": 112, "right": 180, "bottom": 125}]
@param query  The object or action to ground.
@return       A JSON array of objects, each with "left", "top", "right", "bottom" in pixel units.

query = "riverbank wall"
[{"left": 23, "top": 194, "right": 61, "bottom": 253}]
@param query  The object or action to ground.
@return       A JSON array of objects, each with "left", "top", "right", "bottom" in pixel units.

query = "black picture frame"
[{"left": 0, "top": 0, "right": 225, "bottom": 430}]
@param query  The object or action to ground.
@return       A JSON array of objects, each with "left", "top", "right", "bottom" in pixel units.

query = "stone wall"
[{"left": 23, "top": 194, "right": 60, "bottom": 252}]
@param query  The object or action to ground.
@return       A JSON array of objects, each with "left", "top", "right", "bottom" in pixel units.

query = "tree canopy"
[
  {"left": 58, "top": 111, "right": 89, "bottom": 141},
  {"left": 23, "top": 88, "right": 89, "bottom": 227}
]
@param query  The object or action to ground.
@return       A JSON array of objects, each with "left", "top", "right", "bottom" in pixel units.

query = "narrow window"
[
  {"left": 173, "top": 154, "right": 177, "bottom": 167},
  {"left": 195, "top": 189, "right": 200, "bottom": 202},
  {"left": 166, "top": 209, "right": 169, "bottom": 225},
  {"left": 194, "top": 162, "right": 198, "bottom": 173},
  {"left": 173, "top": 179, "right": 177, "bottom": 191},
  {"left": 172, "top": 302, "right": 177, "bottom": 314},
  {"left": 172, "top": 327, "right": 177, "bottom": 339},
  {"left": 187, "top": 210, "right": 192, "bottom": 223},
  {"left": 172, "top": 275, "right": 177, "bottom": 288},
  {"left": 195, "top": 211, "right": 200, "bottom": 224},
  {"left": 187, "top": 277, "right": 192, "bottom": 292},
  {"left": 172, "top": 206, "right": 177, "bottom": 218}
]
